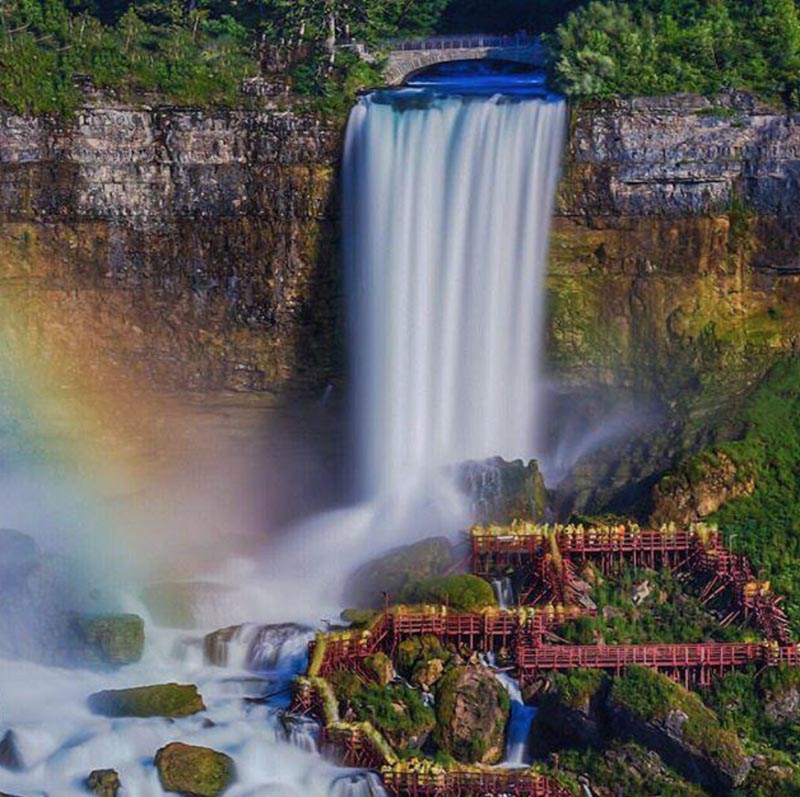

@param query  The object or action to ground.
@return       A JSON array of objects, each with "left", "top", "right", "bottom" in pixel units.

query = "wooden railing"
[
  {"left": 381, "top": 768, "right": 574, "bottom": 797},
  {"left": 384, "top": 35, "right": 541, "bottom": 52}
]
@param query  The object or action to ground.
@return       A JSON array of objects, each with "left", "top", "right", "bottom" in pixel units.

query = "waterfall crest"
[{"left": 344, "top": 89, "right": 566, "bottom": 500}]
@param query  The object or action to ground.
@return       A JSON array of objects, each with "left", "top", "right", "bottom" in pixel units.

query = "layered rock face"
[
  {"left": 0, "top": 106, "right": 340, "bottom": 392},
  {"left": 549, "top": 93, "right": 800, "bottom": 512}
]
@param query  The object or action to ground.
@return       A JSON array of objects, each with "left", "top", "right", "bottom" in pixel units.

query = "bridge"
[{"left": 342, "top": 35, "right": 547, "bottom": 86}]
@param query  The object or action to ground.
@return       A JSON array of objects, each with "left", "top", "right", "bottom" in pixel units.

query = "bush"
[{"left": 399, "top": 574, "right": 497, "bottom": 612}]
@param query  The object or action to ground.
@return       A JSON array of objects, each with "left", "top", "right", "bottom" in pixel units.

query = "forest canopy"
[{"left": 2, "top": 0, "right": 800, "bottom": 114}]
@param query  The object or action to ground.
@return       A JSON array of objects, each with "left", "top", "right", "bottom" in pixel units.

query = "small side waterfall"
[
  {"left": 494, "top": 670, "right": 537, "bottom": 766},
  {"left": 344, "top": 87, "right": 566, "bottom": 501},
  {"left": 492, "top": 577, "right": 515, "bottom": 609}
]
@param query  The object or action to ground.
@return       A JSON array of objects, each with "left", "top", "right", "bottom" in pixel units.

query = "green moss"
[
  {"left": 351, "top": 684, "right": 434, "bottom": 747},
  {"left": 611, "top": 667, "right": 746, "bottom": 775},
  {"left": 551, "top": 669, "right": 606, "bottom": 708},
  {"left": 88, "top": 683, "right": 205, "bottom": 718},
  {"left": 155, "top": 742, "right": 235, "bottom": 797},
  {"left": 70, "top": 614, "right": 144, "bottom": 666},
  {"left": 399, "top": 574, "right": 497, "bottom": 613},
  {"left": 396, "top": 635, "right": 449, "bottom": 678}
]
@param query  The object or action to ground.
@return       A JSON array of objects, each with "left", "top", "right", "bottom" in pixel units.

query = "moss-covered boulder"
[
  {"left": 87, "top": 769, "right": 121, "bottom": 797},
  {"left": 88, "top": 683, "right": 205, "bottom": 718},
  {"left": 459, "top": 457, "right": 547, "bottom": 524},
  {"left": 399, "top": 574, "right": 497, "bottom": 612},
  {"left": 364, "top": 652, "right": 394, "bottom": 687},
  {"left": 396, "top": 635, "right": 449, "bottom": 679},
  {"left": 155, "top": 742, "right": 235, "bottom": 797},
  {"left": 433, "top": 665, "right": 510, "bottom": 764},
  {"left": 70, "top": 614, "right": 145, "bottom": 666},
  {"left": 344, "top": 537, "right": 455, "bottom": 608},
  {"left": 411, "top": 657, "right": 445, "bottom": 692},
  {"left": 352, "top": 684, "right": 435, "bottom": 750},
  {"left": 608, "top": 667, "right": 750, "bottom": 794}
]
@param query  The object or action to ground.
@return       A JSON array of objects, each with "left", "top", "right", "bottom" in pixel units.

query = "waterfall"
[
  {"left": 344, "top": 87, "right": 566, "bottom": 500},
  {"left": 492, "top": 576, "right": 515, "bottom": 609},
  {"left": 494, "top": 670, "right": 537, "bottom": 766}
]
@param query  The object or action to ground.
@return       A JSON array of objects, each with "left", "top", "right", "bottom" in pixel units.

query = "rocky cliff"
[
  {"left": 549, "top": 93, "right": 800, "bottom": 513},
  {"left": 3, "top": 93, "right": 800, "bottom": 508},
  {"left": 0, "top": 106, "right": 340, "bottom": 393}
]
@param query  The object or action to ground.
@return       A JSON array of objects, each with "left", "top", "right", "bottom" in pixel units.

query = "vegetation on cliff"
[{"left": 655, "top": 358, "right": 800, "bottom": 627}]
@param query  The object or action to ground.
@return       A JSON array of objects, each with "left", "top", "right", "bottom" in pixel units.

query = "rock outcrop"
[
  {"left": 155, "top": 742, "right": 235, "bottom": 797},
  {"left": 433, "top": 664, "right": 510, "bottom": 764},
  {"left": 87, "top": 769, "right": 121, "bottom": 797},
  {"left": 344, "top": 537, "right": 456, "bottom": 609},
  {"left": 69, "top": 613, "right": 145, "bottom": 666},
  {"left": 88, "top": 683, "right": 205, "bottom": 718}
]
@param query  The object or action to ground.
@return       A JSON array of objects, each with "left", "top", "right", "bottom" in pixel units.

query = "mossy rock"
[
  {"left": 608, "top": 667, "right": 749, "bottom": 792},
  {"left": 399, "top": 574, "right": 497, "bottom": 613},
  {"left": 88, "top": 683, "right": 205, "bottom": 718},
  {"left": 87, "top": 769, "right": 121, "bottom": 797},
  {"left": 433, "top": 665, "right": 510, "bottom": 764},
  {"left": 352, "top": 684, "right": 435, "bottom": 750},
  {"left": 344, "top": 537, "right": 455, "bottom": 608},
  {"left": 396, "top": 635, "right": 449, "bottom": 678},
  {"left": 155, "top": 742, "right": 235, "bottom": 797},
  {"left": 365, "top": 652, "right": 394, "bottom": 686},
  {"left": 70, "top": 614, "right": 145, "bottom": 666},
  {"left": 459, "top": 457, "right": 548, "bottom": 523}
]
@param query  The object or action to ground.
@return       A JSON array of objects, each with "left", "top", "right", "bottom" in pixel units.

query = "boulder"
[
  {"left": 364, "top": 652, "right": 394, "bottom": 687},
  {"left": 396, "top": 635, "right": 449, "bottom": 679},
  {"left": 88, "top": 683, "right": 205, "bottom": 718},
  {"left": 87, "top": 769, "right": 121, "bottom": 797},
  {"left": 70, "top": 614, "right": 145, "bottom": 666},
  {"left": 433, "top": 665, "right": 510, "bottom": 764},
  {"left": 344, "top": 537, "right": 455, "bottom": 608},
  {"left": 155, "top": 742, "right": 235, "bottom": 797},
  {"left": 608, "top": 667, "right": 750, "bottom": 795},
  {"left": 203, "top": 623, "right": 312, "bottom": 670},
  {"left": 651, "top": 452, "right": 754, "bottom": 525},
  {"left": 411, "top": 657, "right": 444, "bottom": 692},
  {"left": 399, "top": 574, "right": 497, "bottom": 612},
  {"left": 0, "top": 728, "right": 61, "bottom": 771},
  {"left": 459, "top": 457, "right": 547, "bottom": 524}
]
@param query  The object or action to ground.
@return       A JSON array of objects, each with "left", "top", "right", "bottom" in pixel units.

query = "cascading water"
[{"left": 344, "top": 80, "right": 566, "bottom": 501}]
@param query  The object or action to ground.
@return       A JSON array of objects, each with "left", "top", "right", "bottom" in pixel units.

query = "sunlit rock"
[
  {"left": 155, "top": 742, "right": 236, "bottom": 797},
  {"left": 87, "top": 769, "right": 121, "bottom": 797},
  {"left": 344, "top": 537, "right": 455, "bottom": 608},
  {"left": 433, "top": 664, "right": 510, "bottom": 764},
  {"left": 459, "top": 457, "right": 548, "bottom": 524},
  {"left": 88, "top": 683, "right": 205, "bottom": 718}
]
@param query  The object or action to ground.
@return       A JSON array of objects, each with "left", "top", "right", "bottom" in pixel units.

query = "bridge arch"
[{"left": 379, "top": 36, "right": 546, "bottom": 86}]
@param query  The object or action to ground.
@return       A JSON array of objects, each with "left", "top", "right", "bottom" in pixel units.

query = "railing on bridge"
[
  {"left": 383, "top": 34, "right": 541, "bottom": 52},
  {"left": 381, "top": 767, "right": 573, "bottom": 797}
]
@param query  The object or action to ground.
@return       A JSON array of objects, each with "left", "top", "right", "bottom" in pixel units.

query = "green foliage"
[
  {"left": 703, "top": 358, "right": 800, "bottom": 626},
  {"left": 551, "top": 668, "right": 606, "bottom": 708},
  {"left": 399, "top": 574, "right": 497, "bottom": 612},
  {"left": 551, "top": 0, "right": 800, "bottom": 105},
  {"left": 352, "top": 683, "right": 435, "bottom": 744},
  {"left": 560, "top": 564, "right": 751, "bottom": 646},
  {"left": 611, "top": 666, "right": 746, "bottom": 773}
]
